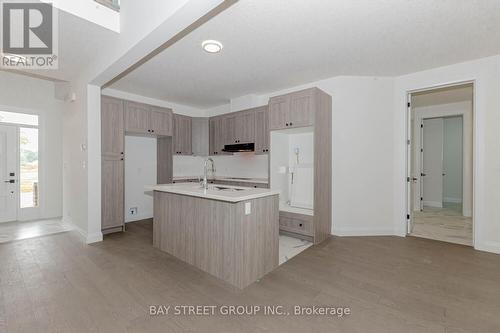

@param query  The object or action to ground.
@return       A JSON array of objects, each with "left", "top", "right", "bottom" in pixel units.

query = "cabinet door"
[
  {"left": 192, "top": 117, "right": 209, "bottom": 156},
  {"left": 124, "top": 101, "right": 151, "bottom": 134},
  {"left": 173, "top": 114, "right": 192, "bottom": 155},
  {"left": 288, "top": 89, "right": 315, "bottom": 128},
  {"left": 150, "top": 107, "right": 173, "bottom": 136},
  {"left": 209, "top": 118, "right": 217, "bottom": 156},
  {"left": 236, "top": 111, "right": 256, "bottom": 143},
  {"left": 254, "top": 106, "right": 269, "bottom": 155},
  {"left": 173, "top": 114, "right": 182, "bottom": 154},
  {"left": 268, "top": 95, "right": 289, "bottom": 130},
  {"left": 181, "top": 116, "right": 192, "bottom": 155},
  {"left": 101, "top": 96, "right": 124, "bottom": 157},
  {"left": 224, "top": 114, "right": 237, "bottom": 144},
  {"left": 102, "top": 157, "right": 124, "bottom": 230}
]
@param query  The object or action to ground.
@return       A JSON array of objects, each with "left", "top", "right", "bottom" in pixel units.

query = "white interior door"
[
  {"left": 422, "top": 118, "right": 444, "bottom": 209},
  {"left": 0, "top": 124, "right": 18, "bottom": 222}
]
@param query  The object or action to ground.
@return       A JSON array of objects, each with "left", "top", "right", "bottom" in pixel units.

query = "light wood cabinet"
[
  {"left": 150, "top": 106, "right": 173, "bottom": 136},
  {"left": 289, "top": 89, "right": 315, "bottom": 128},
  {"left": 191, "top": 117, "right": 209, "bottom": 156},
  {"left": 124, "top": 101, "right": 172, "bottom": 136},
  {"left": 101, "top": 96, "right": 124, "bottom": 231},
  {"left": 279, "top": 211, "right": 314, "bottom": 238},
  {"left": 209, "top": 116, "right": 230, "bottom": 156},
  {"left": 124, "top": 101, "right": 150, "bottom": 134},
  {"left": 236, "top": 111, "right": 256, "bottom": 143},
  {"left": 101, "top": 158, "right": 124, "bottom": 230},
  {"left": 269, "top": 87, "right": 332, "bottom": 244},
  {"left": 224, "top": 110, "right": 256, "bottom": 144},
  {"left": 254, "top": 106, "right": 269, "bottom": 154},
  {"left": 268, "top": 88, "right": 315, "bottom": 130},
  {"left": 173, "top": 114, "right": 192, "bottom": 155}
]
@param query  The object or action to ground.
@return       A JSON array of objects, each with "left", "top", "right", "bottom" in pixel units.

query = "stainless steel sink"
[{"left": 213, "top": 186, "right": 245, "bottom": 191}]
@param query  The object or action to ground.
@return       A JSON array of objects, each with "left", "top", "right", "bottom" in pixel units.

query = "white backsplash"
[{"left": 173, "top": 154, "right": 268, "bottom": 179}]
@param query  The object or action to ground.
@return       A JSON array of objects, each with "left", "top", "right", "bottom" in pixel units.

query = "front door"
[{"left": 0, "top": 124, "right": 18, "bottom": 222}]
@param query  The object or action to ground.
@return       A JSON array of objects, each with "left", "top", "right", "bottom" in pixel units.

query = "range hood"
[{"left": 222, "top": 143, "right": 255, "bottom": 152}]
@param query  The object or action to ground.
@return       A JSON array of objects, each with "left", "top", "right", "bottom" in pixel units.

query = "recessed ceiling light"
[{"left": 202, "top": 40, "right": 223, "bottom": 53}]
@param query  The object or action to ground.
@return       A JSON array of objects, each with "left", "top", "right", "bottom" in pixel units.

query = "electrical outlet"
[{"left": 129, "top": 207, "right": 138, "bottom": 216}]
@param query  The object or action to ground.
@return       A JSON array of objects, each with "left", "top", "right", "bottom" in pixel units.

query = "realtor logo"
[{"left": 1, "top": 1, "right": 58, "bottom": 69}]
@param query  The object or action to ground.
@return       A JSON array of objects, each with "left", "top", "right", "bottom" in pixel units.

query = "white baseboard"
[
  {"left": 332, "top": 227, "right": 395, "bottom": 237},
  {"left": 63, "top": 216, "right": 103, "bottom": 244},
  {"left": 86, "top": 232, "right": 103, "bottom": 244},
  {"left": 443, "top": 197, "right": 462, "bottom": 204},
  {"left": 423, "top": 201, "right": 443, "bottom": 208},
  {"left": 475, "top": 241, "right": 500, "bottom": 255}
]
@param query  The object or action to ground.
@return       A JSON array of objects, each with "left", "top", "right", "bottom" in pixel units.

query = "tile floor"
[
  {"left": 411, "top": 203, "right": 473, "bottom": 246},
  {"left": 279, "top": 235, "right": 312, "bottom": 264},
  {"left": 0, "top": 218, "right": 72, "bottom": 244}
]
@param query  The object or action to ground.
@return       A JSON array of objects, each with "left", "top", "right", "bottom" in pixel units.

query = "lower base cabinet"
[
  {"left": 279, "top": 211, "right": 314, "bottom": 240},
  {"left": 101, "top": 157, "right": 124, "bottom": 231}
]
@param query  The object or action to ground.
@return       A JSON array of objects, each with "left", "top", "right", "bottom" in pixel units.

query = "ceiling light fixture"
[{"left": 202, "top": 40, "right": 223, "bottom": 53}]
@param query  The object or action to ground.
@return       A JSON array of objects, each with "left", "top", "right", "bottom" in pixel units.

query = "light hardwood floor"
[
  {"left": 1, "top": 220, "right": 500, "bottom": 332},
  {"left": 411, "top": 203, "right": 473, "bottom": 246}
]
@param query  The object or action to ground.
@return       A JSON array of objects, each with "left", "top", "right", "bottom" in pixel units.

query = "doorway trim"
[
  {"left": 0, "top": 104, "right": 44, "bottom": 222},
  {"left": 405, "top": 80, "right": 475, "bottom": 245}
]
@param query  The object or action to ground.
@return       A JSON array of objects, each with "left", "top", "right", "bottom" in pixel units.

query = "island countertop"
[{"left": 146, "top": 183, "right": 280, "bottom": 203}]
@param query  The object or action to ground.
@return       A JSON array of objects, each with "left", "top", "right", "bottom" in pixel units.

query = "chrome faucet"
[{"left": 202, "top": 157, "right": 216, "bottom": 189}]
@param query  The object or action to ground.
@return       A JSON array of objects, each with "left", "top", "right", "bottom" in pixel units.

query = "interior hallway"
[
  {"left": 411, "top": 203, "right": 473, "bottom": 246},
  {"left": 1, "top": 220, "right": 499, "bottom": 332}
]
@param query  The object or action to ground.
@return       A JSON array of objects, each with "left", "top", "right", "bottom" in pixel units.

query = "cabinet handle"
[
  {"left": 285, "top": 123, "right": 289, "bottom": 126},
  {"left": 299, "top": 223, "right": 303, "bottom": 227},
  {"left": 290, "top": 122, "right": 293, "bottom": 126},
  {"left": 151, "top": 130, "right": 155, "bottom": 133}
]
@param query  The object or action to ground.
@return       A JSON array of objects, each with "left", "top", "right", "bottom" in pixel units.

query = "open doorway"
[{"left": 407, "top": 83, "right": 473, "bottom": 246}]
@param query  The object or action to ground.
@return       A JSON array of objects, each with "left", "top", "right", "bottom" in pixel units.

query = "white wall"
[
  {"left": 124, "top": 136, "right": 156, "bottom": 222},
  {"left": 270, "top": 128, "right": 314, "bottom": 208},
  {"left": 394, "top": 54, "right": 500, "bottom": 254},
  {"left": 0, "top": 71, "right": 64, "bottom": 220},
  {"left": 443, "top": 116, "right": 463, "bottom": 203}
]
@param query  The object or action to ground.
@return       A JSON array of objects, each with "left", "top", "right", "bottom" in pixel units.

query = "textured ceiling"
[{"left": 110, "top": 0, "right": 500, "bottom": 108}]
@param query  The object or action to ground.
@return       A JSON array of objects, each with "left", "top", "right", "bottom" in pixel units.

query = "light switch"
[{"left": 244, "top": 202, "right": 251, "bottom": 215}]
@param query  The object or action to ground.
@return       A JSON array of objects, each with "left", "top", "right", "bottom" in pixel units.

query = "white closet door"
[{"left": 422, "top": 118, "right": 444, "bottom": 208}]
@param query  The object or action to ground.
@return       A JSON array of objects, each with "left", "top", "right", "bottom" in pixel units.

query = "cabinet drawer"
[{"left": 279, "top": 211, "right": 314, "bottom": 236}]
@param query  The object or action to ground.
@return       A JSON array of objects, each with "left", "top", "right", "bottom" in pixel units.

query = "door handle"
[{"left": 4, "top": 180, "right": 15, "bottom": 183}]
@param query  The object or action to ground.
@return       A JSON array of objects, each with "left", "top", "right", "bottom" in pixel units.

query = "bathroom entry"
[{"left": 408, "top": 83, "right": 473, "bottom": 246}]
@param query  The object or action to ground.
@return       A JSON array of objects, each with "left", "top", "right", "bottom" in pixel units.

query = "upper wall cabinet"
[
  {"left": 173, "top": 114, "right": 192, "bottom": 155},
  {"left": 150, "top": 106, "right": 173, "bottom": 136},
  {"left": 192, "top": 117, "right": 209, "bottom": 156},
  {"left": 124, "top": 101, "right": 172, "bottom": 136},
  {"left": 101, "top": 96, "right": 124, "bottom": 156},
  {"left": 224, "top": 110, "right": 256, "bottom": 144},
  {"left": 268, "top": 88, "right": 316, "bottom": 130},
  {"left": 254, "top": 106, "right": 269, "bottom": 154}
]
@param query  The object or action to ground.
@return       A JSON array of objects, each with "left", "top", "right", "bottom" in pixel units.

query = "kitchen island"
[{"left": 148, "top": 183, "right": 280, "bottom": 289}]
